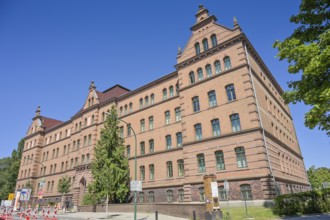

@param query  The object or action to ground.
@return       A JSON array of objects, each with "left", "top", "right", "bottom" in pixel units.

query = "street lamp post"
[{"left": 104, "top": 112, "right": 137, "bottom": 220}]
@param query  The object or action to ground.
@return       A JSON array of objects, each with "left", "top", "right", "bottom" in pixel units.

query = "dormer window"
[
  {"left": 202, "top": 38, "right": 209, "bottom": 51},
  {"left": 194, "top": 43, "right": 201, "bottom": 55}
]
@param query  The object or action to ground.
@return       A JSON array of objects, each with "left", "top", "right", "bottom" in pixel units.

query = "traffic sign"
[
  {"left": 8, "top": 193, "right": 14, "bottom": 200},
  {"left": 130, "top": 180, "right": 142, "bottom": 191}
]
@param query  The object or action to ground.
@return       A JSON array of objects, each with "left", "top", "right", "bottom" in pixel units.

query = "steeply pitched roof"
[
  {"left": 97, "top": 84, "right": 130, "bottom": 103},
  {"left": 41, "top": 116, "right": 63, "bottom": 130}
]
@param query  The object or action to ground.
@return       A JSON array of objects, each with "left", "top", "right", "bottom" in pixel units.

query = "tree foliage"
[
  {"left": 273, "top": 0, "right": 330, "bottom": 135},
  {"left": 307, "top": 165, "right": 330, "bottom": 189},
  {"left": 85, "top": 106, "right": 130, "bottom": 204},
  {"left": 0, "top": 139, "right": 24, "bottom": 200},
  {"left": 57, "top": 176, "right": 71, "bottom": 195}
]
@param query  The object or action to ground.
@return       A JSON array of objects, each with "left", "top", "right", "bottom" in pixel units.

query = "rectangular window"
[
  {"left": 165, "top": 111, "right": 171, "bottom": 125},
  {"left": 236, "top": 147, "right": 247, "bottom": 168},
  {"left": 149, "top": 164, "right": 154, "bottom": 180},
  {"left": 119, "top": 126, "right": 124, "bottom": 138},
  {"left": 166, "top": 135, "right": 172, "bottom": 149},
  {"left": 149, "top": 139, "right": 154, "bottom": 153},
  {"left": 230, "top": 114, "right": 241, "bottom": 132},
  {"left": 149, "top": 116, "right": 154, "bottom": 130},
  {"left": 219, "top": 186, "right": 228, "bottom": 201},
  {"left": 84, "top": 136, "right": 87, "bottom": 147},
  {"left": 88, "top": 134, "right": 92, "bottom": 146},
  {"left": 178, "top": 189, "right": 184, "bottom": 202},
  {"left": 211, "top": 119, "right": 221, "bottom": 136},
  {"left": 208, "top": 90, "right": 217, "bottom": 107},
  {"left": 226, "top": 84, "right": 236, "bottom": 101},
  {"left": 215, "top": 151, "right": 225, "bottom": 170},
  {"left": 178, "top": 159, "right": 184, "bottom": 176},
  {"left": 197, "top": 154, "right": 206, "bottom": 173},
  {"left": 199, "top": 187, "right": 205, "bottom": 201},
  {"left": 140, "top": 119, "right": 145, "bottom": 132},
  {"left": 175, "top": 107, "right": 181, "bottom": 122},
  {"left": 140, "top": 166, "right": 145, "bottom": 181},
  {"left": 127, "top": 124, "right": 131, "bottom": 136},
  {"left": 176, "top": 132, "right": 182, "bottom": 147},
  {"left": 127, "top": 145, "right": 130, "bottom": 158},
  {"left": 192, "top": 96, "right": 200, "bottom": 112},
  {"left": 194, "top": 123, "right": 203, "bottom": 140},
  {"left": 167, "top": 161, "right": 173, "bottom": 178},
  {"left": 140, "top": 142, "right": 145, "bottom": 155}
]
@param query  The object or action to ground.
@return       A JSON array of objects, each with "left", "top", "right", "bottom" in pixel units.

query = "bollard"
[
  {"left": 193, "top": 210, "right": 196, "bottom": 220},
  {"left": 155, "top": 211, "right": 158, "bottom": 220}
]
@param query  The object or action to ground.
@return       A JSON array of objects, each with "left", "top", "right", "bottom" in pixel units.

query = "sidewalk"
[{"left": 56, "top": 212, "right": 189, "bottom": 220}]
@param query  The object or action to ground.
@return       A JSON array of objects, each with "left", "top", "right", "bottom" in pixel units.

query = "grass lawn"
[{"left": 221, "top": 206, "right": 279, "bottom": 220}]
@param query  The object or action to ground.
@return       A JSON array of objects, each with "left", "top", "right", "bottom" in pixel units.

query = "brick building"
[{"left": 16, "top": 5, "right": 309, "bottom": 206}]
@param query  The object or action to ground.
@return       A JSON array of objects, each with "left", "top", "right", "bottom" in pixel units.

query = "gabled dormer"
[
  {"left": 83, "top": 81, "right": 100, "bottom": 109},
  {"left": 177, "top": 5, "right": 242, "bottom": 64}
]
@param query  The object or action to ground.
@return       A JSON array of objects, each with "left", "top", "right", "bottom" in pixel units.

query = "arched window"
[
  {"left": 224, "top": 56, "right": 232, "bottom": 70},
  {"left": 166, "top": 190, "right": 173, "bottom": 203},
  {"left": 215, "top": 150, "right": 225, "bottom": 170},
  {"left": 214, "top": 60, "right": 221, "bottom": 74},
  {"left": 150, "top": 94, "right": 155, "bottom": 104},
  {"left": 124, "top": 105, "right": 128, "bottom": 114},
  {"left": 138, "top": 192, "right": 144, "bottom": 203},
  {"left": 169, "top": 86, "right": 174, "bottom": 97},
  {"left": 199, "top": 187, "right": 205, "bottom": 201},
  {"left": 194, "top": 42, "right": 201, "bottom": 55},
  {"left": 202, "top": 38, "right": 209, "bottom": 51},
  {"left": 119, "top": 107, "right": 123, "bottom": 116},
  {"left": 189, "top": 71, "right": 195, "bottom": 84},
  {"left": 139, "top": 98, "right": 143, "bottom": 109},
  {"left": 211, "top": 34, "right": 217, "bottom": 47},
  {"left": 129, "top": 102, "right": 133, "bottom": 112},
  {"left": 163, "top": 88, "right": 167, "bottom": 100},
  {"left": 197, "top": 68, "right": 203, "bottom": 81},
  {"left": 145, "top": 96, "right": 149, "bottom": 107},
  {"left": 240, "top": 184, "right": 252, "bottom": 200},
  {"left": 91, "top": 115, "right": 94, "bottom": 124},
  {"left": 205, "top": 64, "right": 212, "bottom": 77},
  {"left": 230, "top": 113, "right": 241, "bottom": 132},
  {"left": 102, "top": 112, "right": 105, "bottom": 121},
  {"left": 148, "top": 191, "right": 154, "bottom": 202},
  {"left": 235, "top": 147, "right": 247, "bottom": 168}
]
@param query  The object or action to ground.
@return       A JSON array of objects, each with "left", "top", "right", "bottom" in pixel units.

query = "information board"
[{"left": 130, "top": 180, "right": 142, "bottom": 192}]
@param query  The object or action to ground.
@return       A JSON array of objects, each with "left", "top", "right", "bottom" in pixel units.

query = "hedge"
[{"left": 273, "top": 188, "right": 330, "bottom": 216}]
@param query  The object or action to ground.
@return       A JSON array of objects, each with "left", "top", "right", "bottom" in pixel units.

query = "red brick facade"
[{"left": 16, "top": 5, "right": 309, "bottom": 207}]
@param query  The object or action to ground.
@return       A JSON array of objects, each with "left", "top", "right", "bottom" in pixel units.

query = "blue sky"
[{"left": 0, "top": 0, "right": 328, "bottom": 169}]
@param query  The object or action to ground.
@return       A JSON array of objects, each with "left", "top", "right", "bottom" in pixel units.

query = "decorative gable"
[
  {"left": 83, "top": 81, "right": 100, "bottom": 109},
  {"left": 177, "top": 5, "right": 241, "bottom": 64}
]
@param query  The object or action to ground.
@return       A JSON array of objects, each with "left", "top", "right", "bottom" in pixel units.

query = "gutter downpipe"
[{"left": 243, "top": 42, "right": 278, "bottom": 196}]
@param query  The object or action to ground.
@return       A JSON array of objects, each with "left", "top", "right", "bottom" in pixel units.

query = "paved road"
[{"left": 2, "top": 212, "right": 330, "bottom": 220}]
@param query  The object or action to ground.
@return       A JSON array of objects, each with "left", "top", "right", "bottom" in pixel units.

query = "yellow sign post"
[{"left": 8, "top": 193, "right": 15, "bottom": 200}]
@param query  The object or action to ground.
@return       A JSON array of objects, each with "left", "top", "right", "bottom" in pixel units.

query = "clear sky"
[{"left": 0, "top": 0, "right": 328, "bottom": 169}]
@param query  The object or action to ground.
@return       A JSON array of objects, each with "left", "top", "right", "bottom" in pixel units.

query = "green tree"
[
  {"left": 0, "top": 139, "right": 24, "bottom": 200},
  {"left": 85, "top": 106, "right": 130, "bottom": 204},
  {"left": 57, "top": 175, "right": 71, "bottom": 206},
  {"left": 273, "top": 0, "right": 330, "bottom": 135},
  {"left": 307, "top": 165, "right": 330, "bottom": 189}
]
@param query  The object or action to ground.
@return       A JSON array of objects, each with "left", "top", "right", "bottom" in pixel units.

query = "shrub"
[{"left": 273, "top": 188, "right": 330, "bottom": 216}]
